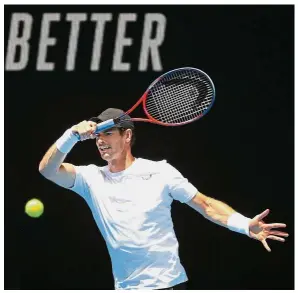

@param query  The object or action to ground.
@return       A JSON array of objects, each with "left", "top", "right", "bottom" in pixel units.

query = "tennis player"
[{"left": 39, "top": 108, "right": 288, "bottom": 290}]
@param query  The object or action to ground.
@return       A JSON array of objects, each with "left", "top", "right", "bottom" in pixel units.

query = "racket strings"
[
  {"left": 147, "top": 85, "right": 210, "bottom": 122},
  {"left": 150, "top": 74, "right": 212, "bottom": 122},
  {"left": 145, "top": 69, "right": 214, "bottom": 124}
]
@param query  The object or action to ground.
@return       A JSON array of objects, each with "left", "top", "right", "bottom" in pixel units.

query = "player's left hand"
[{"left": 248, "top": 209, "right": 289, "bottom": 252}]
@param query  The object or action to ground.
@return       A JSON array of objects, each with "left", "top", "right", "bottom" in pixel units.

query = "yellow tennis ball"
[{"left": 25, "top": 198, "right": 44, "bottom": 218}]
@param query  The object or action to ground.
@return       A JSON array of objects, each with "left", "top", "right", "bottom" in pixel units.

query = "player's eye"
[{"left": 95, "top": 132, "right": 113, "bottom": 140}]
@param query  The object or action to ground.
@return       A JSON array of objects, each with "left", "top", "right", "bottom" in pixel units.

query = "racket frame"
[{"left": 93, "top": 67, "right": 216, "bottom": 134}]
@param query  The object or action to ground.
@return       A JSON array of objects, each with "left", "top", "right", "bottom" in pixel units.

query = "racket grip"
[
  {"left": 73, "top": 119, "right": 116, "bottom": 140},
  {"left": 95, "top": 119, "right": 116, "bottom": 134}
]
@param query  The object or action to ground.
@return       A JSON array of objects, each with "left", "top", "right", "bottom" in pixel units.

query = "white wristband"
[
  {"left": 227, "top": 212, "right": 251, "bottom": 236},
  {"left": 56, "top": 128, "right": 79, "bottom": 154}
]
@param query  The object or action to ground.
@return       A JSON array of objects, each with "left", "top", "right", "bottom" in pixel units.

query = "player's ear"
[{"left": 125, "top": 129, "right": 132, "bottom": 143}]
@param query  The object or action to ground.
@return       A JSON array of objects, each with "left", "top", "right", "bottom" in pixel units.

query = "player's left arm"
[{"left": 187, "top": 192, "right": 289, "bottom": 252}]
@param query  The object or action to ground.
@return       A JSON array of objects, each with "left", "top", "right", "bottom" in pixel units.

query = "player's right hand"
[{"left": 71, "top": 120, "right": 97, "bottom": 141}]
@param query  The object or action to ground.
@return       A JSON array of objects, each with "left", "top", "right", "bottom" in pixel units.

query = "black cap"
[{"left": 89, "top": 108, "right": 134, "bottom": 129}]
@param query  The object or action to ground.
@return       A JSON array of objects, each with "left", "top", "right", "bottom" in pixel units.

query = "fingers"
[
  {"left": 262, "top": 239, "right": 271, "bottom": 252},
  {"left": 263, "top": 223, "right": 287, "bottom": 229},
  {"left": 267, "top": 235, "right": 286, "bottom": 242},
  {"left": 269, "top": 230, "right": 289, "bottom": 237},
  {"left": 257, "top": 209, "right": 270, "bottom": 221},
  {"left": 90, "top": 133, "right": 97, "bottom": 139},
  {"left": 88, "top": 121, "right": 97, "bottom": 131},
  {"left": 88, "top": 121, "right": 98, "bottom": 139},
  {"left": 75, "top": 120, "right": 97, "bottom": 141}
]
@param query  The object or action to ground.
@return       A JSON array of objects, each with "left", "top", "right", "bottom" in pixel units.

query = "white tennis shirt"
[{"left": 68, "top": 158, "right": 198, "bottom": 290}]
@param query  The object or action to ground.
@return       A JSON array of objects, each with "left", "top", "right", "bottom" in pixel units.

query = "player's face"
[{"left": 95, "top": 128, "right": 129, "bottom": 161}]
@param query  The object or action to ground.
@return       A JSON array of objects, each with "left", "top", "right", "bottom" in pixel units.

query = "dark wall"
[{"left": 5, "top": 5, "right": 294, "bottom": 290}]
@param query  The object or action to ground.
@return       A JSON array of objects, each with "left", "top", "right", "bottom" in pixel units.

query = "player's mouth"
[{"left": 99, "top": 145, "right": 111, "bottom": 152}]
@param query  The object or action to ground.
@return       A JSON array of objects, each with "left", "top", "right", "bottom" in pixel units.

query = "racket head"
[{"left": 142, "top": 67, "right": 216, "bottom": 126}]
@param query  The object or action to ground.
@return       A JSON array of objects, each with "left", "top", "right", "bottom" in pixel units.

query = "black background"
[{"left": 5, "top": 5, "right": 294, "bottom": 290}]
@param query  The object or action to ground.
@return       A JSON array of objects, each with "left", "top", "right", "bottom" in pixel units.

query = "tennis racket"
[{"left": 94, "top": 67, "right": 215, "bottom": 135}]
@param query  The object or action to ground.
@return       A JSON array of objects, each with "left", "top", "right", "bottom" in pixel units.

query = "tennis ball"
[{"left": 25, "top": 198, "right": 44, "bottom": 218}]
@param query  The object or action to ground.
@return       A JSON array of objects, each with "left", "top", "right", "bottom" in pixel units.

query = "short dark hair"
[{"left": 118, "top": 127, "right": 136, "bottom": 147}]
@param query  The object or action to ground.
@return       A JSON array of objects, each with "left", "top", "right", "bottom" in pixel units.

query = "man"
[{"left": 39, "top": 108, "right": 288, "bottom": 290}]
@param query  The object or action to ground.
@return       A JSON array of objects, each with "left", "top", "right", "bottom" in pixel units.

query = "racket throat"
[{"left": 113, "top": 116, "right": 123, "bottom": 125}]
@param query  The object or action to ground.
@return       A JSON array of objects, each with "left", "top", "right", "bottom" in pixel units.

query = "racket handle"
[
  {"left": 95, "top": 119, "right": 116, "bottom": 134},
  {"left": 73, "top": 119, "right": 116, "bottom": 140}
]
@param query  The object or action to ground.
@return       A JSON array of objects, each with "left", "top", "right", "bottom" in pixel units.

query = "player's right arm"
[
  {"left": 39, "top": 120, "right": 97, "bottom": 188},
  {"left": 39, "top": 144, "right": 76, "bottom": 188}
]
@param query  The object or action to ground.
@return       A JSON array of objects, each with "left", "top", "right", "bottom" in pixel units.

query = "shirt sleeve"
[
  {"left": 67, "top": 165, "right": 94, "bottom": 200},
  {"left": 162, "top": 161, "right": 198, "bottom": 203}
]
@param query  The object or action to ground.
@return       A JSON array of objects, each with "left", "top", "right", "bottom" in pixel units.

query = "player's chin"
[{"left": 99, "top": 151, "right": 113, "bottom": 161}]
